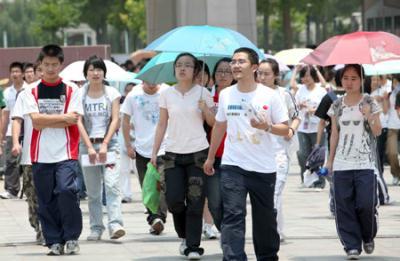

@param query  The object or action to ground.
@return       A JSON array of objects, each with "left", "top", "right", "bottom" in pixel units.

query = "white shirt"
[
  {"left": 80, "top": 86, "right": 121, "bottom": 138},
  {"left": 328, "top": 96, "right": 380, "bottom": 171},
  {"left": 4, "top": 83, "right": 27, "bottom": 136},
  {"left": 295, "top": 84, "right": 327, "bottom": 133},
  {"left": 387, "top": 85, "right": 400, "bottom": 129},
  {"left": 271, "top": 86, "right": 298, "bottom": 151},
  {"left": 216, "top": 84, "right": 289, "bottom": 173},
  {"left": 371, "top": 87, "right": 389, "bottom": 128},
  {"left": 11, "top": 86, "right": 34, "bottom": 165},
  {"left": 24, "top": 80, "right": 83, "bottom": 163},
  {"left": 120, "top": 84, "right": 169, "bottom": 158},
  {"left": 159, "top": 84, "right": 214, "bottom": 154}
]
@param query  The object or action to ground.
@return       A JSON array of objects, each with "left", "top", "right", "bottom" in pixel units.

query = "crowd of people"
[{"left": 0, "top": 43, "right": 399, "bottom": 260}]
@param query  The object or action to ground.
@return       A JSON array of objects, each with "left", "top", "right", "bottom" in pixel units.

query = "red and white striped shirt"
[{"left": 24, "top": 78, "right": 83, "bottom": 163}]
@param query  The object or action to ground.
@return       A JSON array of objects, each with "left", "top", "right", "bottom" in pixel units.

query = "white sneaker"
[
  {"left": 187, "top": 251, "right": 201, "bottom": 260},
  {"left": 87, "top": 230, "right": 102, "bottom": 241},
  {"left": 110, "top": 225, "right": 126, "bottom": 239},
  {"left": 203, "top": 223, "right": 217, "bottom": 239},
  {"left": 179, "top": 239, "right": 187, "bottom": 255},
  {"left": 65, "top": 240, "right": 79, "bottom": 255},
  {"left": 0, "top": 191, "right": 18, "bottom": 199}
]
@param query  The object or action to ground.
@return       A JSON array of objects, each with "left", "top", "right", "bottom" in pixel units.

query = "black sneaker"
[
  {"left": 363, "top": 240, "right": 375, "bottom": 254},
  {"left": 47, "top": 243, "right": 64, "bottom": 256},
  {"left": 346, "top": 249, "right": 360, "bottom": 260}
]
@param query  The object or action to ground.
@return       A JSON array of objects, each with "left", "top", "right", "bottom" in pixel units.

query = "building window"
[
  {"left": 384, "top": 16, "right": 393, "bottom": 32},
  {"left": 395, "top": 16, "right": 400, "bottom": 29},
  {"left": 367, "top": 18, "right": 375, "bottom": 31},
  {"left": 376, "top": 17, "right": 383, "bottom": 30}
]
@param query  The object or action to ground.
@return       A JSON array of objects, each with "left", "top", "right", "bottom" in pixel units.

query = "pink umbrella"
[{"left": 301, "top": 31, "right": 400, "bottom": 66}]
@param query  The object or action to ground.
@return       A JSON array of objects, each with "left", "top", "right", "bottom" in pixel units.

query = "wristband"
[
  {"left": 265, "top": 124, "right": 272, "bottom": 133},
  {"left": 289, "top": 127, "right": 295, "bottom": 135}
]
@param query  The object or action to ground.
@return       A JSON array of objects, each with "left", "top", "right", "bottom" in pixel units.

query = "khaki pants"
[{"left": 386, "top": 129, "right": 400, "bottom": 178}]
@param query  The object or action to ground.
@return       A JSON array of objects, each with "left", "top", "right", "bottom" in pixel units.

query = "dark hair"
[
  {"left": 363, "top": 76, "right": 372, "bottom": 94},
  {"left": 38, "top": 44, "right": 64, "bottom": 63},
  {"left": 83, "top": 55, "right": 107, "bottom": 78},
  {"left": 323, "top": 66, "right": 335, "bottom": 82},
  {"left": 9, "top": 62, "right": 23, "bottom": 72},
  {"left": 23, "top": 62, "right": 34, "bottom": 73},
  {"left": 259, "top": 58, "right": 280, "bottom": 85},
  {"left": 212, "top": 57, "right": 232, "bottom": 83},
  {"left": 392, "top": 73, "right": 400, "bottom": 82},
  {"left": 340, "top": 64, "right": 365, "bottom": 80},
  {"left": 173, "top": 52, "right": 200, "bottom": 80},
  {"left": 233, "top": 47, "right": 259, "bottom": 65},
  {"left": 299, "top": 65, "right": 318, "bottom": 82},
  {"left": 196, "top": 60, "right": 210, "bottom": 86},
  {"left": 334, "top": 68, "right": 343, "bottom": 87}
]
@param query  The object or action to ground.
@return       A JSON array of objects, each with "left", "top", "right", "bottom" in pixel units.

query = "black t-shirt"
[{"left": 314, "top": 90, "right": 345, "bottom": 142}]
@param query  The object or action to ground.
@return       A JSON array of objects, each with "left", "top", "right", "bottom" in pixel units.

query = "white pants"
[
  {"left": 274, "top": 142, "right": 291, "bottom": 238},
  {"left": 119, "top": 149, "right": 136, "bottom": 199}
]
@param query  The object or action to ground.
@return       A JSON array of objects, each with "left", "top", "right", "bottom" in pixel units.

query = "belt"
[{"left": 89, "top": 137, "right": 104, "bottom": 144}]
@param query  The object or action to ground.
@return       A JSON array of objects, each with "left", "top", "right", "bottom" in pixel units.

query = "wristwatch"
[{"left": 265, "top": 125, "right": 272, "bottom": 133}]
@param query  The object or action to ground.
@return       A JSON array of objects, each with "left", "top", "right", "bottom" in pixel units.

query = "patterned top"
[{"left": 328, "top": 94, "right": 380, "bottom": 171}]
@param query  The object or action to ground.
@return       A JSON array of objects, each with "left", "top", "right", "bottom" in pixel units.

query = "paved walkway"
[{"left": 0, "top": 164, "right": 399, "bottom": 260}]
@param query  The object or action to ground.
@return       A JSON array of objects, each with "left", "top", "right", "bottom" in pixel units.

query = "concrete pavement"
[{"left": 0, "top": 164, "right": 399, "bottom": 260}]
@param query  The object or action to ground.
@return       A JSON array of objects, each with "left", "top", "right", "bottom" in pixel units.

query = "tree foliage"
[{"left": 31, "top": 0, "right": 86, "bottom": 44}]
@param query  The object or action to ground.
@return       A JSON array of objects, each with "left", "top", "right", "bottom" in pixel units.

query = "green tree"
[
  {"left": 0, "top": 0, "right": 37, "bottom": 47},
  {"left": 31, "top": 0, "right": 85, "bottom": 44},
  {"left": 80, "top": 0, "right": 115, "bottom": 44},
  {"left": 108, "top": 0, "right": 146, "bottom": 51}
]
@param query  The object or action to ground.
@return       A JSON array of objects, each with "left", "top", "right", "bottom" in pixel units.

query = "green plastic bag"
[{"left": 142, "top": 162, "right": 160, "bottom": 214}]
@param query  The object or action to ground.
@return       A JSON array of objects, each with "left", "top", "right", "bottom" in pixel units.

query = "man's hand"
[
  {"left": 11, "top": 143, "right": 22, "bottom": 157},
  {"left": 203, "top": 158, "right": 215, "bottom": 176},
  {"left": 64, "top": 112, "right": 79, "bottom": 125},
  {"left": 126, "top": 144, "right": 136, "bottom": 159},
  {"left": 250, "top": 117, "right": 269, "bottom": 131}
]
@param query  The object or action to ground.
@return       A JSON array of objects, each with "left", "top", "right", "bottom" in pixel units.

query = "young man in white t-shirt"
[
  {"left": 23, "top": 45, "right": 83, "bottom": 256},
  {"left": 204, "top": 47, "right": 289, "bottom": 261},
  {"left": 0, "top": 62, "right": 26, "bottom": 199},
  {"left": 120, "top": 81, "right": 169, "bottom": 235}
]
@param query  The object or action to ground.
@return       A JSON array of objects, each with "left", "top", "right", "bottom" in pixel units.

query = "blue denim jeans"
[
  {"left": 220, "top": 165, "right": 279, "bottom": 261},
  {"left": 80, "top": 140, "right": 123, "bottom": 234}
]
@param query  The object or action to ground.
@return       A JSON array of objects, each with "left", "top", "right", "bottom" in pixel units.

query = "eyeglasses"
[
  {"left": 175, "top": 63, "right": 194, "bottom": 69},
  {"left": 229, "top": 59, "right": 248, "bottom": 66},
  {"left": 215, "top": 70, "right": 232, "bottom": 75}
]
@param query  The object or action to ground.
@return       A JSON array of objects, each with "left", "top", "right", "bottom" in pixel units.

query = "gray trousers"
[{"left": 4, "top": 136, "right": 21, "bottom": 196}]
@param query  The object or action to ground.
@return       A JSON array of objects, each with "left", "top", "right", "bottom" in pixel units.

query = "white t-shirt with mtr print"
[
  {"left": 120, "top": 84, "right": 169, "bottom": 158},
  {"left": 216, "top": 84, "right": 289, "bottom": 173},
  {"left": 80, "top": 86, "right": 121, "bottom": 138},
  {"left": 159, "top": 84, "right": 214, "bottom": 154}
]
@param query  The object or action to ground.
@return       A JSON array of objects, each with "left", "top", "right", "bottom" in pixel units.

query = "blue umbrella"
[
  {"left": 145, "top": 25, "right": 264, "bottom": 59},
  {"left": 135, "top": 52, "right": 226, "bottom": 84}
]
